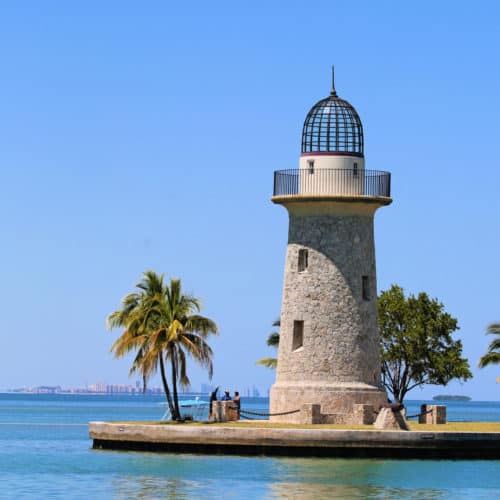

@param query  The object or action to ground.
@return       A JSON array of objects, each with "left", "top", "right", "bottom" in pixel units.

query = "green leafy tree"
[
  {"left": 107, "top": 271, "right": 218, "bottom": 420},
  {"left": 478, "top": 323, "right": 500, "bottom": 382},
  {"left": 378, "top": 285, "right": 472, "bottom": 404},
  {"left": 256, "top": 319, "right": 280, "bottom": 369}
]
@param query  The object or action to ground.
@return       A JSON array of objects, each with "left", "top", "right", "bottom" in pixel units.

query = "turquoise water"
[{"left": 1, "top": 394, "right": 500, "bottom": 499}]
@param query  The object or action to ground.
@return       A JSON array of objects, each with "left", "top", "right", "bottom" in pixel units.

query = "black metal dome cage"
[{"left": 301, "top": 67, "right": 364, "bottom": 157}]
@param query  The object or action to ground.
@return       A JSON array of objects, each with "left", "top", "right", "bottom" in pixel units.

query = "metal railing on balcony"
[{"left": 273, "top": 169, "right": 391, "bottom": 198}]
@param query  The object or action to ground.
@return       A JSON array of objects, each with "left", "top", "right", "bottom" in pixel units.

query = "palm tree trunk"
[
  {"left": 171, "top": 351, "right": 181, "bottom": 420},
  {"left": 159, "top": 354, "right": 175, "bottom": 418}
]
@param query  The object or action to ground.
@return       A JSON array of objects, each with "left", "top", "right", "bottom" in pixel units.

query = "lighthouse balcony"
[{"left": 273, "top": 169, "right": 391, "bottom": 202}]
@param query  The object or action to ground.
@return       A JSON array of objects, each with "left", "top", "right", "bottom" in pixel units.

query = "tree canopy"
[{"left": 378, "top": 285, "right": 472, "bottom": 404}]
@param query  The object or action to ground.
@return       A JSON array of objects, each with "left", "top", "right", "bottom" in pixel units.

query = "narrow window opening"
[
  {"left": 292, "top": 320, "right": 304, "bottom": 350},
  {"left": 362, "top": 275, "right": 370, "bottom": 301},
  {"left": 353, "top": 162, "right": 358, "bottom": 177},
  {"left": 298, "top": 249, "right": 308, "bottom": 272},
  {"left": 308, "top": 159, "right": 314, "bottom": 174}
]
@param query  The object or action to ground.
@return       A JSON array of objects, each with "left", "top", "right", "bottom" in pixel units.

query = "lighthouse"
[{"left": 269, "top": 68, "right": 392, "bottom": 424}]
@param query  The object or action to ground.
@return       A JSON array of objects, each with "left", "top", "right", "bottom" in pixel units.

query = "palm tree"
[
  {"left": 256, "top": 319, "right": 280, "bottom": 369},
  {"left": 141, "top": 278, "right": 218, "bottom": 419},
  {"left": 107, "top": 271, "right": 218, "bottom": 420},
  {"left": 479, "top": 323, "right": 500, "bottom": 382},
  {"left": 107, "top": 271, "right": 176, "bottom": 417}
]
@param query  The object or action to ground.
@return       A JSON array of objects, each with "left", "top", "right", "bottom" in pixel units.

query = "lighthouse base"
[{"left": 269, "top": 382, "right": 387, "bottom": 424}]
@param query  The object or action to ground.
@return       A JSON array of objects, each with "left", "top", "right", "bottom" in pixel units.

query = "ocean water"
[{"left": 1, "top": 394, "right": 500, "bottom": 499}]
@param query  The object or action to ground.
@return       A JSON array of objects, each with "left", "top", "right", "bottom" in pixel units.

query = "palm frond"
[
  {"left": 137, "top": 270, "right": 165, "bottom": 295},
  {"left": 185, "top": 315, "right": 218, "bottom": 337},
  {"left": 267, "top": 332, "right": 280, "bottom": 347},
  {"left": 177, "top": 348, "right": 191, "bottom": 388},
  {"left": 179, "top": 334, "right": 214, "bottom": 376},
  {"left": 256, "top": 357, "right": 278, "bottom": 369},
  {"left": 486, "top": 338, "right": 500, "bottom": 353},
  {"left": 487, "top": 323, "right": 500, "bottom": 335},
  {"left": 106, "top": 293, "right": 141, "bottom": 330},
  {"left": 110, "top": 330, "right": 148, "bottom": 358},
  {"left": 478, "top": 352, "right": 500, "bottom": 368}
]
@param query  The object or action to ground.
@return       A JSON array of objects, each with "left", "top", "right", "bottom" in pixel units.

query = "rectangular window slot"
[
  {"left": 292, "top": 320, "right": 304, "bottom": 351},
  {"left": 298, "top": 249, "right": 308, "bottom": 272},
  {"left": 308, "top": 160, "right": 314, "bottom": 174},
  {"left": 353, "top": 162, "right": 358, "bottom": 177},
  {"left": 362, "top": 275, "right": 370, "bottom": 301}
]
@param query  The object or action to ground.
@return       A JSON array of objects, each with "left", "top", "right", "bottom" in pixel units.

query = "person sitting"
[{"left": 221, "top": 389, "right": 231, "bottom": 401}]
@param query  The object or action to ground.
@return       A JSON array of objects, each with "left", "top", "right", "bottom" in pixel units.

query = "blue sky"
[{"left": 1, "top": 1, "right": 499, "bottom": 400}]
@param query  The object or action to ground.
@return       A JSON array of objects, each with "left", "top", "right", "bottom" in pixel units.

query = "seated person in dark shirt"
[{"left": 221, "top": 389, "right": 231, "bottom": 401}]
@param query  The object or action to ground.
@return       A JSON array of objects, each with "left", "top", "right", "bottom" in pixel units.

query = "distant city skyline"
[{"left": 6, "top": 381, "right": 265, "bottom": 397}]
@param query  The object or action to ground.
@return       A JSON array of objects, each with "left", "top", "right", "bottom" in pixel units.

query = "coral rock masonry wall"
[{"left": 270, "top": 201, "right": 387, "bottom": 423}]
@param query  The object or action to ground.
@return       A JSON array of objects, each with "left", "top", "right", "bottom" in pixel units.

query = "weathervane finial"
[{"left": 331, "top": 65, "right": 337, "bottom": 96}]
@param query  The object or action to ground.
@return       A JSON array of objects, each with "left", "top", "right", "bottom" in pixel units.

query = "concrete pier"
[{"left": 89, "top": 422, "right": 500, "bottom": 459}]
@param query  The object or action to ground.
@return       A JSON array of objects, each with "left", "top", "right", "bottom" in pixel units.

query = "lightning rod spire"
[{"left": 331, "top": 65, "right": 337, "bottom": 96}]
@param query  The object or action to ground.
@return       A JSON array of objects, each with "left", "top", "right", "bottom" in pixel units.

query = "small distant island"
[{"left": 433, "top": 395, "right": 472, "bottom": 401}]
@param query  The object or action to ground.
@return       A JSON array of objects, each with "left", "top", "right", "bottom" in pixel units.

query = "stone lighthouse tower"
[{"left": 269, "top": 68, "right": 392, "bottom": 424}]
